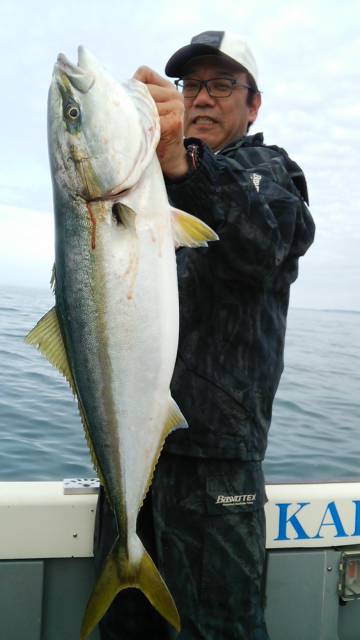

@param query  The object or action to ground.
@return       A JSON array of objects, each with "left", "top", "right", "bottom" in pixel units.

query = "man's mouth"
[{"left": 192, "top": 116, "right": 218, "bottom": 125}]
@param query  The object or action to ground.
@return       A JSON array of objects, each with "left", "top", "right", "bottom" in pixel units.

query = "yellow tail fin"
[{"left": 80, "top": 537, "right": 180, "bottom": 639}]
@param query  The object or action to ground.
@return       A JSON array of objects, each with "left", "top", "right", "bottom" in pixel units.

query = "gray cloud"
[{"left": 0, "top": 0, "right": 359, "bottom": 309}]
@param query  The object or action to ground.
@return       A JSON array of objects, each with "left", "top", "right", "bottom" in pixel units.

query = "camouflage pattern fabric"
[
  {"left": 94, "top": 453, "right": 270, "bottom": 639},
  {"left": 164, "top": 134, "right": 315, "bottom": 461}
]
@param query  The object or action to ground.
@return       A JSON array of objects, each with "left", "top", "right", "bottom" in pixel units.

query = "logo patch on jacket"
[
  {"left": 215, "top": 494, "right": 256, "bottom": 506},
  {"left": 250, "top": 173, "right": 262, "bottom": 192}
]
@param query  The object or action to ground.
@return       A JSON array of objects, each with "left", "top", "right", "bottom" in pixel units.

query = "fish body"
[{"left": 26, "top": 47, "right": 217, "bottom": 638}]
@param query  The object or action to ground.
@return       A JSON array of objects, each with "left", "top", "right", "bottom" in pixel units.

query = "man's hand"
[{"left": 133, "top": 66, "right": 188, "bottom": 179}]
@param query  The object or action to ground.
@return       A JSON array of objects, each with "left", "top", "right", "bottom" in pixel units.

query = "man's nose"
[{"left": 192, "top": 84, "right": 216, "bottom": 107}]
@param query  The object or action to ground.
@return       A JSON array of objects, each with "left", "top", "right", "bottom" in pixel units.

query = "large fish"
[{"left": 25, "top": 47, "right": 217, "bottom": 638}]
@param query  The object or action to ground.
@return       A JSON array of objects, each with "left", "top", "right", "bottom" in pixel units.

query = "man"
[{"left": 95, "top": 31, "right": 315, "bottom": 639}]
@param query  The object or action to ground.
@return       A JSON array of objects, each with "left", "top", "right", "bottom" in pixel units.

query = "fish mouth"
[
  {"left": 56, "top": 48, "right": 95, "bottom": 93},
  {"left": 54, "top": 47, "right": 140, "bottom": 204}
]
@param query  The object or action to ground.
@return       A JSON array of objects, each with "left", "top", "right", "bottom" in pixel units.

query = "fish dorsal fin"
[
  {"left": 171, "top": 208, "right": 219, "bottom": 248},
  {"left": 25, "top": 306, "right": 75, "bottom": 392},
  {"left": 25, "top": 305, "right": 107, "bottom": 489}
]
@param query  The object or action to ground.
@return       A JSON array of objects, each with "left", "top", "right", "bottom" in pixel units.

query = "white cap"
[{"left": 165, "top": 30, "right": 258, "bottom": 85}]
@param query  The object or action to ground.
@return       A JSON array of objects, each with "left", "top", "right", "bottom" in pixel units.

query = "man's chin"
[{"left": 185, "top": 126, "right": 219, "bottom": 150}]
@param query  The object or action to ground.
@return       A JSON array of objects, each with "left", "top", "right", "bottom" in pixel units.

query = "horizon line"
[{"left": 0, "top": 282, "right": 359, "bottom": 314}]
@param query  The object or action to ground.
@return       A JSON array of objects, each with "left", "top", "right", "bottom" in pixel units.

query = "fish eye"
[
  {"left": 63, "top": 97, "right": 82, "bottom": 133},
  {"left": 67, "top": 106, "right": 80, "bottom": 119}
]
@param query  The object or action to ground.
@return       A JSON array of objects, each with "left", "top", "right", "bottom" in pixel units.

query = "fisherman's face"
[{"left": 182, "top": 57, "right": 261, "bottom": 151}]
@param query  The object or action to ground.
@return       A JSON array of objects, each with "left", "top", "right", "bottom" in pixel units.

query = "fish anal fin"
[
  {"left": 80, "top": 537, "right": 180, "bottom": 640},
  {"left": 171, "top": 207, "right": 219, "bottom": 248},
  {"left": 139, "top": 396, "right": 188, "bottom": 511},
  {"left": 24, "top": 306, "right": 75, "bottom": 392}
]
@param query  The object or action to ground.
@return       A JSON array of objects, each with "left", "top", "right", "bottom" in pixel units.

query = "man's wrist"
[
  {"left": 163, "top": 139, "right": 204, "bottom": 183},
  {"left": 161, "top": 148, "right": 188, "bottom": 180}
]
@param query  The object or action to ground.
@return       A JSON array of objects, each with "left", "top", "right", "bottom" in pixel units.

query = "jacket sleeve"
[{"left": 165, "top": 141, "right": 315, "bottom": 287}]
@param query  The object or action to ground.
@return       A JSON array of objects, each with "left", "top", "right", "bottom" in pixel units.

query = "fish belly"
[{"left": 98, "top": 211, "right": 179, "bottom": 533}]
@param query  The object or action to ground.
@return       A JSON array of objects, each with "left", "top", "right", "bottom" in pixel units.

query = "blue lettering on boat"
[
  {"left": 275, "top": 502, "right": 311, "bottom": 540},
  {"left": 274, "top": 501, "right": 360, "bottom": 541},
  {"left": 352, "top": 500, "right": 360, "bottom": 536},
  {"left": 313, "top": 501, "right": 348, "bottom": 539}
]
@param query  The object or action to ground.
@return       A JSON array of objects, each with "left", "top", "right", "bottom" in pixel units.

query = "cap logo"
[{"left": 191, "top": 31, "right": 225, "bottom": 48}]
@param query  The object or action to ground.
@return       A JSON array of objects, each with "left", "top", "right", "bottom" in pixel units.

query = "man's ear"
[{"left": 248, "top": 92, "right": 262, "bottom": 125}]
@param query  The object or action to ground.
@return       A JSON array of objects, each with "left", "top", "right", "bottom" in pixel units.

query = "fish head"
[{"left": 48, "top": 46, "right": 160, "bottom": 201}]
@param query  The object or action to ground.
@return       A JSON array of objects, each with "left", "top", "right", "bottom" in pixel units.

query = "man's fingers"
[
  {"left": 133, "top": 65, "right": 172, "bottom": 88},
  {"left": 156, "top": 98, "right": 184, "bottom": 116},
  {"left": 133, "top": 65, "right": 186, "bottom": 176},
  {"left": 144, "top": 83, "right": 180, "bottom": 103},
  {"left": 158, "top": 112, "right": 184, "bottom": 137}
]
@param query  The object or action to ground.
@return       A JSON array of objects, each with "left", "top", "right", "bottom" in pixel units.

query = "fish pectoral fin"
[
  {"left": 24, "top": 306, "right": 75, "bottom": 393},
  {"left": 171, "top": 207, "right": 219, "bottom": 248},
  {"left": 165, "top": 396, "right": 188, "bottom": 435},
  {"left": 80, "top": 537, "right": 180, "bottom": 639},
  {"left": 112, "top": 201, "right": 137, "bottom": 228}
]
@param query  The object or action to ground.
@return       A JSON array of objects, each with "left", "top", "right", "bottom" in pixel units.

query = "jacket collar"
[{"left": 220, "top": 132, "right": 264, "bottom": 154}]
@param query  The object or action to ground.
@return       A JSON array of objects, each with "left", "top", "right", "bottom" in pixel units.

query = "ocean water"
[{"left": 0, "top": 285, "right": 359, "bottom": 483}]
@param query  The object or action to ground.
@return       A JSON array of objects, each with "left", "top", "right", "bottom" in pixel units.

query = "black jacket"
[{"left": 164, "top": 133, "right": 315, "bottom": 460}]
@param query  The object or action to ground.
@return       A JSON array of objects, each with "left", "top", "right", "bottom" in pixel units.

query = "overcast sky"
[{"left": 0, "top": 0, "right": 359, "bottom": 310}]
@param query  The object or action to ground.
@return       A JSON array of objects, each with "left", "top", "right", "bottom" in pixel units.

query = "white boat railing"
[{"left": 0, "top": 480, "right": 359, "bottom": 559}]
